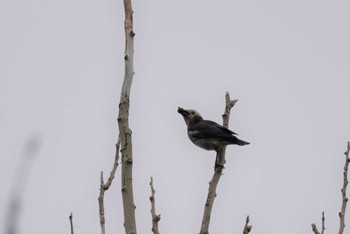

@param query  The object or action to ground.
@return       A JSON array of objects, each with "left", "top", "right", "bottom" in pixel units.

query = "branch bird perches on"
[{"left": 197, "top": 92, "right": 250, "bottom": 234}]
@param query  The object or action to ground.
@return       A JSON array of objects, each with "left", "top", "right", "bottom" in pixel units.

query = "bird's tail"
[{"left": 235, "top": 138, "right": 250, "bottom": 146}]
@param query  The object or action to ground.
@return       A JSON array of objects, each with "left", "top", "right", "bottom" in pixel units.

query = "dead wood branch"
[
  {"left": 338, "top": 142, "right": 349, "bottom": 234},
  {"left": 242, "top": 215, "right": 252, "bottom": 234},
  {"left": 98, "top": 141, "right": 121, "bottom": 234},
  {"left": 69, "top": 212, "right": 74, "bottom": 234},
  {"left": 199, "top": 92, "right": 238, "bottom": 234},
  {"left": 311, "top": 211, "right": 325, "bottom": 234},
  {"left": 149, "top": 177, "right": 161, "bottom": 234},
  {"left": 118, "top": 0, "right": 137, "bottom": 233}
]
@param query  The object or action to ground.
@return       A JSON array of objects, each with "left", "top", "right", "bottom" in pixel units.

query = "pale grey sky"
[{"left": 0, "top": 0, "right": 349, "bottom": 234}]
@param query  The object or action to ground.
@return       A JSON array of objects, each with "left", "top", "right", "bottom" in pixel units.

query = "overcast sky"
[{"left": 0, "top": 0, "right": 349, "bottom": 234}]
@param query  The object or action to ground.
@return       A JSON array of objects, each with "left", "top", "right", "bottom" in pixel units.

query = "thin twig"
[
  {"left": 311, "top": 211, "right": 325, "bottom": 234},
  {"left": 321, "top": 211, "right": 325, "bottom": 234},
  {"left": 149, "top": 177, "right": 161, "bottom": 234},
  {"left": 242, "top": 215, "right": 252, "bottom": 234},
  {"left": 199, "top": 92, "right": 237, "bottom": 234},
  {"left": 312, "top": 223, "right": 321, "bottom": 234},
  {"left": 69, "top": 212, "right": 74, "bottom": 234},
  {"left": 338, "top": 142, "right": 350, "bottom": 234},
  {"left": 98, "top": 140, "right": 121, "bottom": 234}
]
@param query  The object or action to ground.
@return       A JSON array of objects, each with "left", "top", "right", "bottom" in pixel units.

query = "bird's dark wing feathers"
[{"left": 188, "top": 120, "right": 237, "bottom": 141}]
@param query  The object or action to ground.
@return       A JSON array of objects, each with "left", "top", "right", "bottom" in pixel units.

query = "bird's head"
[{"left": 178, "top": 107, "right": 203, "bottom": 126}]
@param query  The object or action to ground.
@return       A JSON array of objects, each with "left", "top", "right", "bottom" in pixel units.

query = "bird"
[{"left": 178, "top": 107, "right": 249, "bottom": 169}]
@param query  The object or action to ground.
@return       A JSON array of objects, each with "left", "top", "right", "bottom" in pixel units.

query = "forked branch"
[
  {"left": 311, "top": 211, "right": 325, "bottom": 234},
  {"left": 98, "top": 140, "right": 121, "bottom": 234}
]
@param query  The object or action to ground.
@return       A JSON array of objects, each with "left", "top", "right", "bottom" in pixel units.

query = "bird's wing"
[
  {"left": 202, "top": 120, "right": 238, "bottom": 135},
  {"left": 211, "top": 121, "right": 238, "bottom": 135},
  {"left": 188, "top": 120, "right": 237, "bottom": 140}
]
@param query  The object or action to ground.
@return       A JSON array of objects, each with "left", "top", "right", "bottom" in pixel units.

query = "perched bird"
[{"left": 178, "top": 107, "right": 249, "bottom": 168}]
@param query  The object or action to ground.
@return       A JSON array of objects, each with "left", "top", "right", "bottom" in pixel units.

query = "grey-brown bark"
[
  {"left": 338, "top": 142, "right": 349, "bottom": 234},
  {"left": 242, "top": 215, "right": 252, "bottom": 234},
  {"left": 311, "top": 211, "right": 324, "bottom": 234},
  {"left": 149, "top": 177, "right": 161, "bottom": 234},
  {"left": 199, "top": 92, "right": 238, "bottom": 234},
  {"left": 69, "top": 212, "right": 74, "bottom": 234},
  {"left": 312, "top": 142, "right": 349, "bottom": 234},
  {"left": 98, "top": 141, "right": 121, "bottom": 234},
  {"left": 118, "top": 0, "right": 137, "bottom": 233}
]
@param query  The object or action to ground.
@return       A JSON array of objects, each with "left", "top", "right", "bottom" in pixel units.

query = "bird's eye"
[{"left": 191, "top": 111, "right": 195, "bottom": 115}]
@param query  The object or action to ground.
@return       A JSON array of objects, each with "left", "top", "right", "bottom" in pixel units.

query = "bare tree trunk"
[
  {"left": 118, "top": 0, "right": 137, "bottom": 233},
  {"left": 199, "top": 92, "right": 238, "bottom": 234}
]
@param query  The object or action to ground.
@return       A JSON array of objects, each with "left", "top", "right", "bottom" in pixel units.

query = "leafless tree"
[
  {"left": 96, "top": 1, "right": 350, "bottom": 233},
  {"left": 97, "top": 0, "right": 136, "bottom": 233}
]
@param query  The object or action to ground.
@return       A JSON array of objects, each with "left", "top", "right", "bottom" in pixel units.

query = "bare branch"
[
  {"left": 312, "top": 223, "right": 321, "bottom": 234},
  {"left": 98, "top": 172, "right": 106, "bottom": 234},
  {"left": 338, "top": 142, "right": 350, "bottom": 234},
  {"left": 216, "top": 92, "right": 238, "bottom": 168},
  {"left": 321, "top": 211, "right": 325, "bottom": 234},
  {"left": 5, "top": 137, "right": 41, "bottom": 234},
  {"left": 222, "top": 92, "right": 238, "bottom": 129},
  {"left": 149, "top": 177, "right": 161, "bottom": 234},
  {"left": 119, "top": 0, "right": 137, "bottom": 233},
  {"left": 199, "top": 92, "right": 238, "bottom": 234},
  {"left": 69, "top": 212, "right": 74, "bottom": 234},
  {"left": 242, "top": 215, "right": 252, "bottom": 234},
  {"left": 312, "top": 211, "right": 325, "bottom": 234},
  {"left": 98, "top": 141, "right": 121, "bottom": 234}
]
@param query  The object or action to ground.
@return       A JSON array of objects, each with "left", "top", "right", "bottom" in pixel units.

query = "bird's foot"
[{"left": 214, "top": 163, "right": 225, "bottom": 173}]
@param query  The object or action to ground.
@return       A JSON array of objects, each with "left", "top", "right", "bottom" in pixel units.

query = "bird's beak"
[{"left": 178, "top": 107, "right": 189, "bottom": 116}]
